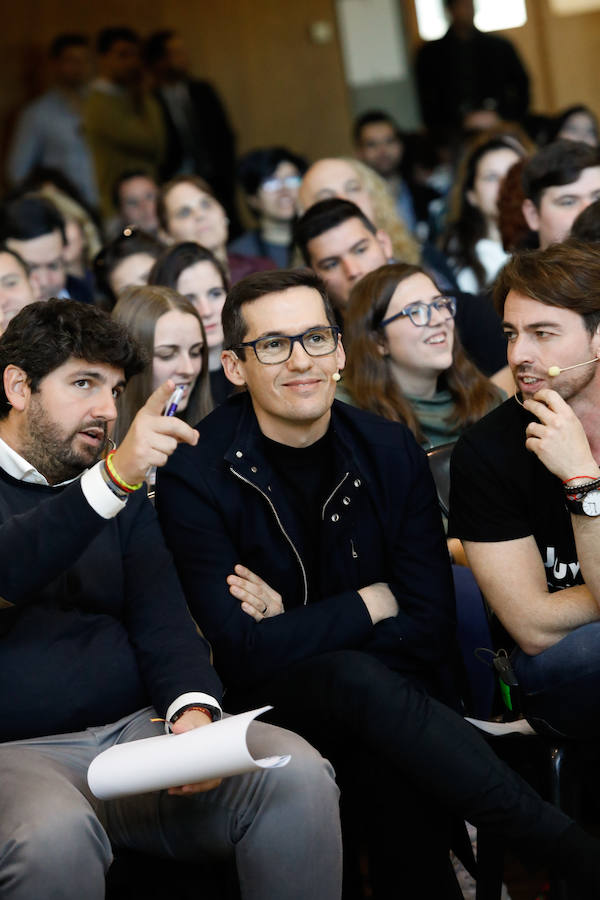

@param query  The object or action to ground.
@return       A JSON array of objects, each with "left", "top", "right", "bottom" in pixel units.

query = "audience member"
[
  {"left": 112, "top": 285, "right": 212, "bottom": 444},
  {"left": 522, "top": 140, "right": 600, "bottom": 248},
  {"left": 110, "top": 170, "right": 160, "bottom": 237},
  {"left": 340, "top": 261, "right": 503, "bottom": 708},
  {"left": 546, "top": 104, "right": 599, "bottom": 148},
  {"left": 143, "top": 29, "right": 239, "bottom": 232},
  {"left": 1, "top": 194, "right": 92, "bottom": 304},
  {"left": 441, "top": 135, "right": 523, "bottom": 292},
  {"left": 353, "top": 110, "right": 416, "bottom": 232},
  {"left": 415, "top": 0, "right": 529, "bottom": 147},
  {"left": 294, "top": 198, "right": 509, "bottom": 379},
  {"left": 149, "top": 241, "right": 231, "bottom": 404},
  {"left": 84, "top": 28, "right": 165, "bottom": 221},
  {"left": 298, "top": 156, "right": 420, "bottom": 266},
  {"left": 157, "top": 267, "right": 600, "bottom": 899},
  {"left": 450, "top": 240, "right": 600, "bottom": 741},
  {"left": 231, "top": 147, "right": 308, "bottom": 267},
  {"left": 0, "top": 297, "right": 342, "bottom": 900},
  {"left": 93, "top": 228, "right": 163, "bottom": 306},
  {"left": 342, "top": 262, "right": 503, "bottom": 447},
  {"left": 6, "top": 34, "right": 98, "bottom": 209},
  {"left": 158, "top": 175, "right": 274, "bottom": 285},
  {"left": 0, "top": 246, "right": 36, "bottom": 332}
]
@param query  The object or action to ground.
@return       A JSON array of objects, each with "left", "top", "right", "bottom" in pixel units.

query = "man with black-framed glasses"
[{"left": 158, "top": 267, "right": 600, "bottom": 899}]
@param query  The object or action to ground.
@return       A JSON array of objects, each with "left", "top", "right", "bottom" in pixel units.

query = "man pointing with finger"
[
  {"left": 0, "top": 298, "right": 343, "bottom": 900},
  {"left": 450, "top": 239, "right": 600, "bottom": 738},
  {"left": 158, "top": 267, "right": 600, "bottom": 898}
]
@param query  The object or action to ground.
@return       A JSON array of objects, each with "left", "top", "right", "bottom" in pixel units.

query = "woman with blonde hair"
[{"left": 112, "top": 284, "right": 212, "bottom": 445}]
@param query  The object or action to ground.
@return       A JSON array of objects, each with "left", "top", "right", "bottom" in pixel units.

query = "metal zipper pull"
[{"left": 350, "top": 539, "right": 358, "bottom": 559}]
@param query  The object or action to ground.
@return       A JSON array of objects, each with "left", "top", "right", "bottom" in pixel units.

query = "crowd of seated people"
[{"left": 5, "top": 19, "right": 600, "bottom": 900}]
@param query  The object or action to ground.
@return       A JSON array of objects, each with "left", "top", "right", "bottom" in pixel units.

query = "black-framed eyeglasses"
[
  {"left": 230, "top": 325, "right": 341, "bottom": 365},
  {"left": 380, "top": 296, "right": 457, "bottom": 329}
]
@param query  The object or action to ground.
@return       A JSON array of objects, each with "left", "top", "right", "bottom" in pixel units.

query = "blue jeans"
[{"left": 513, "top": 621, "right": 600, "bottom": 738}]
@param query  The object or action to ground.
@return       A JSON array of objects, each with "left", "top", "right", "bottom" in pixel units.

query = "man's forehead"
[
  {"left": 47, "top": 357, "right": 125, "bottom": 382},
  {"left": 7, "top": 230, "right": 63, "bottom": 263},
  {"left": 543, "top": 166, "right": 600, "bottom": 199},
  {"left": 308, "top": 218, "right": 375, "bottom": 259},
  {"left": 503, "top": 290, "right": 585, "bottom": 326},
  {"left": 242, "top": 287, "right": 328, "bottom": 335}
]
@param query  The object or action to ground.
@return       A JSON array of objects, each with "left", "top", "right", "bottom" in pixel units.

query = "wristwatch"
[{"left": 565, "top": 489, "right": 600, "bottom": 517}]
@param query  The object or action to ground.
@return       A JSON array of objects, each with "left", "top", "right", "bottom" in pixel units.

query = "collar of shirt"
[{"left": 0, "top": 435, "right": 79, "bottom": 486}]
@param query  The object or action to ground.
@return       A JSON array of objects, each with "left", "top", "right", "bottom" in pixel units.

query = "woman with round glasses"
[
  {"left": 341, "top": 263, "right": 502, "bottom": 449},
  {"left": 342, "top": 262, "right": 504, "bottom": 715},
  {"left": 231, "top": 146, "right": 308, "bottom": 267},
  {"left": 157, "top": 175, "right": 274, "bottom": 286}
]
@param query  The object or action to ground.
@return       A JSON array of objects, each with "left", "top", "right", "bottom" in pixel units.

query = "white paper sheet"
[{"left": 88, "top": 706, "right": 290, "bottom": 800}]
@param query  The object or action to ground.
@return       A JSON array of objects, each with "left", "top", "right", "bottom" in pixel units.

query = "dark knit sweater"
[{"left": 0, "top": 466, "right": 222, "bottom": 742}]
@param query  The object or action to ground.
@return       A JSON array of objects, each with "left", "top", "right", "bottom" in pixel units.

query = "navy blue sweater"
[{"left": 0, "top": 467, "right": 222, "bottom": 742}]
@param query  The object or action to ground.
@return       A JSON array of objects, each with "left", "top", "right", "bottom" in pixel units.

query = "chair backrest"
[{"left": 426, "top": 441, "right": 456, "bottom": 519}]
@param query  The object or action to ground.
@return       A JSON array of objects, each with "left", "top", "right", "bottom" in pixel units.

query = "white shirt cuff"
[
  {"left": 81, "top": 463, "right": 127, "bottom": 519},
  {"left": 165, "top": 692, "right": 223, "bottom": 732}
]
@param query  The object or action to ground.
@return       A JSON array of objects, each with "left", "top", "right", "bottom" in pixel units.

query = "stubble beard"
[{"left": 20, "top": 397, "right": 107, "bottom": 485}]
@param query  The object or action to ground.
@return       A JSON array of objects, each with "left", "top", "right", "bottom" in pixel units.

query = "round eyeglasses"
[
  {"left": 230, "top": 325, "right": 340, "bottom": 365},
  {"left": 380, "top": 296, "right": 457, "bottom": 329},
  {"left": 261, "top": 175, "right": 302, "bottom": 193}
]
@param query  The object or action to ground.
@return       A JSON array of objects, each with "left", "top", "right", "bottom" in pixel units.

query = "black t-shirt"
[
  {"left": 448, "top": 397, "right": 583, "bottom": 592},
  {"left": 260, "top": 428, "right": 334, "bottom": 604}
]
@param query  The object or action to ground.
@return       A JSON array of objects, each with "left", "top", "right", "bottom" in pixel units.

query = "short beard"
[{"left": 20, "top": 396, "right": 107, "bottom": 485}]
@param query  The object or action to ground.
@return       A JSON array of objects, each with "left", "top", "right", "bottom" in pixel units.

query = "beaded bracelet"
[
  {"left": 170, "top": 705, "right": 214, "bottom": 724},
  {"left": 105, "top": 450, "right": 143, "bottom": 493},
  {"left": 562, "top": 476, "right": 600, "bottom": 499}
]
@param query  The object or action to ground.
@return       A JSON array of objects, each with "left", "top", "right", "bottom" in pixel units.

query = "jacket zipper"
[
  {"left": 321, "top": 472, "right": 350, "bottom": 520},
  {"left": 230, "top": 467, "right": 309, "bottom": 606}
]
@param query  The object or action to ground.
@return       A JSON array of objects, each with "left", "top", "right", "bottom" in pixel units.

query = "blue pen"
[{"left": 165, "top": 384, "right": 185, "bottom": 417}]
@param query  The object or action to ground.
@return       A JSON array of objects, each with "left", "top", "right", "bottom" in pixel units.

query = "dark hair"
[
  {"left": 441, "top": 136, "right": 523, "bottom": 290},
  {"left": 96, "top": 27, "right": 139, "bottom": 55},
  {"left": 237, "top": 147, "right": 308, "bottom": 197},
  {"left": 112, "top": 170, "right": 156, "bottom": 211},
  {"left": 353, "top": 110, "right": 401, "bottom": 145},
  {"left": 571, "top": 199, "right": 600, "bottom": 244},
  {"left": 0, "top": 299, "right": 145, "bottom": 419},
  {"left": 142, "top": 30, "right": 175, "bottom": 67},
  {"left": 546, "top": 105, "right": 599, "bottom": 146},
  {"left": 293, "top": 198, "right": 377, "bottom": 265},
  {"left": 49, "top": 34, "right": 88, "bottom": 59},
  {"left": 494, "top": 238, "right": 600, "bottom": 336},
  {"left": 0, "top": 194, "right": 66, "bottom": 244},
  {"left": 157, "top": 175, "right": 216, "bottom": 233},
  {"left": 522, "top": 140, "right": 600, "bottom": 208},
  {"left": 222, "top": 268, "right": 336, "bottom": 356},
  {"left": 149, "top": 241, "right": 229, "bottom": 292},
  {"left": 112, "top": 285, "right": 211, "bottom": 439},
  {"left": 93, "top": 229, "right": 163, "bottom": 303},
  {"left": 343, "top": 263, "right": 502, "bottom": 444}
]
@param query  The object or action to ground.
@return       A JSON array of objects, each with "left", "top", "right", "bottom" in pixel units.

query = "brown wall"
[{"left": 0, "top": 0, "right": 354, "bottom": 179}]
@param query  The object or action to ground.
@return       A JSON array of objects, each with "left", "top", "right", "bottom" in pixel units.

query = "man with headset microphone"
[{"left": 449, "top": 238, "right": 600, "bottom": 738}]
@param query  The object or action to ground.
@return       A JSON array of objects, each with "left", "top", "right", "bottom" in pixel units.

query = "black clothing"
[
  {"left": 0, "top": 467, "right": 221, "bottom": 742},
  {"left": 416, "top": 27, "right": 530, "bottom": 142},
  {"left": 448, "top": 397, "right": 579, "bottom": 590},
  {"left": 156, "top": 79, "right": 240, "bottom": 234},
  {"left": 455, "top": 290, "right": 507, "bottom": 377}
]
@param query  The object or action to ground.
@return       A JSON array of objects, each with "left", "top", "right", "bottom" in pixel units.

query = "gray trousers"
[{"left": 0, "top": 708, "right": 342, "bottom": 900}]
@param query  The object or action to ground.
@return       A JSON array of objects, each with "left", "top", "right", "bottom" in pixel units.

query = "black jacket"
[{"left": 157, "top": 395, "right": 456, "bottom": 693}]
